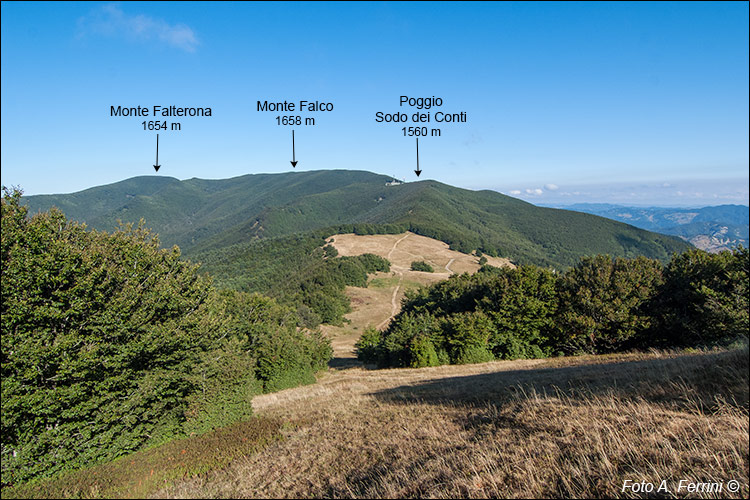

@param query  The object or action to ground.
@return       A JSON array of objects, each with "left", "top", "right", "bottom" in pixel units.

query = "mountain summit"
[{"left": 23, "top": 170, "right": 689, "bottom": 268}]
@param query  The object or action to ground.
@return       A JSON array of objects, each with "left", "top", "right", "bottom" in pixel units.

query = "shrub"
[
  {"left": 411, "top": 260, "right": 434, "bottom": 272},
  {"left": 452, "top": 345, "right": 495, "bottom": 364},
  {"left": 409, "top": 336, "right": 440, "bottom": 368},
  {"left": 216, "top": 290, "right": 331, "bottom": 393},
  {"left": 0, "top": 189, "right": 332, "bottom": 485},
  {"left": 480, "top": 265, "right": 558, "bottom": 358},
  {"left": 442, "top": 311, "right": 495, "bottom": 362},
  {"left": 2, "top": 189, "right": 217, "bottom": 483},
  {"left": 381, "top": 312, "right": 443, "bottom": 367},
  {"left": 372, "top": 266, "right": 557, "bottom": 368},
  {"left": 355, "top": 327, "right": 383, "bottom": 365}
]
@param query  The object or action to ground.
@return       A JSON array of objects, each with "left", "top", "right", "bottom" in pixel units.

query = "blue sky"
[{"left": 1, "top": 1, "right": 748, "bottom": 207}]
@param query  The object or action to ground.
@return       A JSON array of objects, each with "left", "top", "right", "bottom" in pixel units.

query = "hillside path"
[
  {"left": 377, "top": 233, "right": 410, "bottom": 330},
  {"left": 387, "top": 233, "right": 410, "bottom": 260},
  {"left": 445, "top": 258, "right": 455, "bottom": 274}
]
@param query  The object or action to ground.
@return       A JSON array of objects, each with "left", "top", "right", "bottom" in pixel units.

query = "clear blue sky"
[{"left": 2, "top": 1, "right": 748, "bottom": 207}]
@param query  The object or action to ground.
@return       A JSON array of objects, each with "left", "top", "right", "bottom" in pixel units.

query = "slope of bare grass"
[
  {"left": 156, "top": 347, "right": 749, "bottom": 499},
  {"left": 329, "top": 232, "right": 512, "bottom": 275}
]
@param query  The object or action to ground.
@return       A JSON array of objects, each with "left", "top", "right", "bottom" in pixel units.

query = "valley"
[{"left": 555, "top": 203, "right": 749, "bottom": 252}]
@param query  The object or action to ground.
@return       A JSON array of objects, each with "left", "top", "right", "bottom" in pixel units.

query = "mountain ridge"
[{"left": 22, "top": 170, "right": 691, "bottom": 269}]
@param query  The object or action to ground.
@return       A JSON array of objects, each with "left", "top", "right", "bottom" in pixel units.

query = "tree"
[
  {"left": 2, "top": 188, "right": 216, "bottom": 483},
  {"left": 553, "top": 255, "right": 663, "bottom": 354},
  {"left": 1, "top": 188, "right": 332, "bottom": 485},
  {"left": 411, "top": 260, "right": 434, "bottom": 272},
  {"left": 650, "top": 247, "right": 749, "bottom": 347}
]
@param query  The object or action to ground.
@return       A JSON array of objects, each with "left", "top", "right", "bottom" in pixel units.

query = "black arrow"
[
  {"left": 414, "top": 137, "right": 422, "bottom": 177},
  {"left": 153, "top": 134, "right": 161, "bottom": 172},
  {"left": 290, "top": 129, "right": 298, "bottom": 168}
]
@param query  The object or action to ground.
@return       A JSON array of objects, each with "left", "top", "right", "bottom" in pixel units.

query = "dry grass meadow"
[{"left": 153, "top": 346, "right": 749, "bottom": 499}]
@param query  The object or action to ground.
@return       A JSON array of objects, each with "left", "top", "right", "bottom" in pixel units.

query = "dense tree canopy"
[
  {"left": 1, "top": 188, "right": 331, "bottom": 485},
  {"left": 360, "top": 249, "right": 748, "bottom": 367}
]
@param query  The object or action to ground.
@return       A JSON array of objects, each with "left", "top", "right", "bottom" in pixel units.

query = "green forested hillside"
[{"left": 24, "top": 170, "right": 690, "bottom": 270}]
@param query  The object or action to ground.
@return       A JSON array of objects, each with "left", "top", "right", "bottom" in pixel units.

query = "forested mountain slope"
[{"left": 24, "top": 170, "right": 690, "bottom": 269}]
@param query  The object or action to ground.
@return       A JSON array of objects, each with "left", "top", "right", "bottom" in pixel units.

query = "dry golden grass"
[
  {"left": 329, "top": 232, "right": 513, "bottom": 276},
  {"left": 156, "top": 347, "right": 749, "bottom": 499}
]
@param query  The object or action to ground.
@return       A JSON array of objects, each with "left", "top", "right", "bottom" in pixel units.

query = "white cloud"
[
  {"left": 509, "top": 190, "right": 521, "bottom": 195},
  {"left": 78, "top": 3, "right": 199, "bottom": 52},
  {"left": 525, "top": 188, "right": 543, "bottom": 196},
  {"left": 544, "top": 183, "right": 559, "bottom": 191}
]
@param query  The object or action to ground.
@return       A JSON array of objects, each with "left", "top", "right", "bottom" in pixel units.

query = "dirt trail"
[
  {"left": 445, "top": 257, "right": 455, "bottom": 273},
  {"left": 377, "top": 273, "right": 403, "bottom": 330},
  {"left": 387, "top": 233, "right": 411, "bottom": 261},
  {"left": 376, "top": 233, "right": 411, "bottom": 330}
]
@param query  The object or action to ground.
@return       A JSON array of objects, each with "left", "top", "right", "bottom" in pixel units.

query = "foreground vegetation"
[
  {"left": 4, "top": 418, "right": 283, "bottom": 499},
  {"left": 1, "top": 190, "right": 331, "bottom": 486},
  {"left": 7, "top": 347, "right": 745, "bottom": 498},
  {"left": 358, "top": 249, "right": 749, "bottom": 367}
]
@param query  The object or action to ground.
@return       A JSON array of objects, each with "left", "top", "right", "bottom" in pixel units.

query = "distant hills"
[
  {"left": 23, "top": 170, "right": 690, "bottom": 269},
  {"left": 553, "top": 203, "right": 749, "bottom": 252}
]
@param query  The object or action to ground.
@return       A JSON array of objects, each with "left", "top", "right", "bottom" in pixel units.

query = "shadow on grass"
[
  {"left": 325, "top": 348, "right": 749, "bottom": 498},
  {"left": 328, "top": 356, "right": 381, "bottom": 371},
  {"left": 369, "top": 348, "right": 749, "bottom": 413},
  {"left": 328, "top": 356, "right": 363, "bottom": 370}
]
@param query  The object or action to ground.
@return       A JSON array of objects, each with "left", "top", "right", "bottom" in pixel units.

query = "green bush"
[
  {"left": 2, "top": 189, "right": 216, "bottom": 483},
  {"left": 355, "top": 327, "right": 383, "bottom": 365},
  {"left": 411, "top": 260, "right": 434, "bottom": 272},
  {"left": 372, "top": 266, "right": 557, "bottom": 368},
  {"left": 442, "top": 311, "right": 495, "bottom": 362},
  {"left": 357, "top": 247, "right": 747, "bottom": 370},
  {"left": 452, "top": 344, "right": 495, "bottom": 365},
  {"left": 409, "top": 336, "right": 440, "bottom": 368},
  {"left": 213, "top": 290, "right": 331, "bottom": 393}
]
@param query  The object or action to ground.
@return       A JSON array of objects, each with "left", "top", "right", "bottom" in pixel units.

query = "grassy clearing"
[
  {"left": 3, "top": 418, "right": 283, "bottom": 499},
  {"left": 158, "top": 346, "right": 748, "bottom": 498},
  {"left": 368, "top": 276, "right": 420, "bottom": 290}
]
